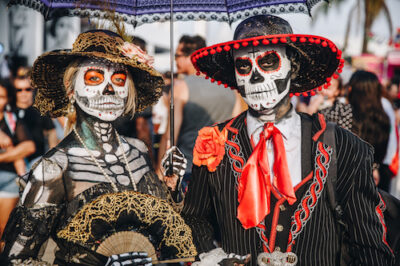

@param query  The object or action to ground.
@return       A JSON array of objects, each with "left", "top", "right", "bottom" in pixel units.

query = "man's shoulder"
[
  {"left": 212, "top": 111, "right": 247, "bottom": 131},
  {"left": 298, "top": 111, "right": 372, "bottom": 153}
]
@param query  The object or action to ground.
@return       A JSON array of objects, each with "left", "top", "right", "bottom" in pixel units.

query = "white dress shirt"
[{"left": 246, "top": 107, "right": 302, "bottom": 186}]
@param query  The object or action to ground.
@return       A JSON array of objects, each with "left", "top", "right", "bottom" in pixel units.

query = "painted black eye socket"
[
  {"left": 257, "top": 52, "right": 280, "bottom": 72},
  {"left": 235, "top": 58, "right": 252, "bottom": 75}
]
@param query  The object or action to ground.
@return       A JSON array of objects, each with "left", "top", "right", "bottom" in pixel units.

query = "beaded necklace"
[{"left": 73, "top": 127, "right": 138, "bottom": 192}]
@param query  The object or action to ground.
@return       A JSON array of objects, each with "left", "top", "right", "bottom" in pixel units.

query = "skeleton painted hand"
[
  {"left": 192, "top": 248, "right": 250, "bottom": 266},
  {"left": 105, "top": 251, "right": 152, "bottom": 266},
  {"left": 219, "top": 254, "right": 251, "bottom": 266},
  {"left": 161, "top": 146, "right": 187, "bottom": 190}
]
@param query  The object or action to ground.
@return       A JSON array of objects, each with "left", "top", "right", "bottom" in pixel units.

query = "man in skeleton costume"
[
  {"left": 0, "top": 30, "right": 195, "bottom": 265},
  {"left": 181, "top": 15, "right": 394, "bottom": 265}
]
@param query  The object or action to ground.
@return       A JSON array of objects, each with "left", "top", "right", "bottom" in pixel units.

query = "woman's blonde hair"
[{"left": 63, "top": 59, "right": 137, "bottom": 134}]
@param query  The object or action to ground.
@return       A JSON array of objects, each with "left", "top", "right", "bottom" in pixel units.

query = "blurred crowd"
[{"left": 1, "top": 33, "right": 400, "bottom": 243}]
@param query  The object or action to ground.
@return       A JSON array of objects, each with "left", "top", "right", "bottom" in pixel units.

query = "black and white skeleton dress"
[{"left": 0, "top": 129, "right": 187, "bottom": 265}]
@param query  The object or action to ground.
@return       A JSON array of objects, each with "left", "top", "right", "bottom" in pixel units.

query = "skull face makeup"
[
  {"left": 234, "top": 45, "right": 291, "bottom": 112},
  {"left": 74, "top": 59, "right": 129, "bottom": 121}
]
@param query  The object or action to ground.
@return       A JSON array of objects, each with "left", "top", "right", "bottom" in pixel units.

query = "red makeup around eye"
[
  {"left": 111, "top": 73, "right": 127, "bottom": 86},
  {"left": 84, "top": 70, "right": 105, "bottom": 85},
  {"left": 256, "top": 51, "right": 281, "bottom": 74},
  {"left": 235, "top": 57, "right": 253, "bottom": 76}
]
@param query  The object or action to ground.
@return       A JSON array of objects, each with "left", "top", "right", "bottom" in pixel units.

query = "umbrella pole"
[{"left": 167, "top": 0, "right": 174, "bottom": 176}]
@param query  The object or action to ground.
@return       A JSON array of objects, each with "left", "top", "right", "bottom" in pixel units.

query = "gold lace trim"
[{"left": 57, "top": 191, "right": 196, "bottom": 258}]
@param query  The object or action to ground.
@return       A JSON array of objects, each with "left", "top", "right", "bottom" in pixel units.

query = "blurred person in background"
[
  {"left": 12, "top": 67, "right": 57, "bottom": 168},
  {"left": 47, "top": 17, "right": 77, "bottom": 51},
  {"left": 386, "top": 76, "right": 400, "bottom": 124},
  {"left": 152, "top": 71, "right": 174, "bottom": 161},
  {"left": 385, "top": 77, "right": 400, "bottom": 199},
  {"left": 0, "top": 79, "right": 35, "bottom": 247},
  {"left": 302, "top": 73, "right": 353, "bottom": 131},
  {"left": 114, "top": 36, "right": 155, "bottom": 165},
  {"left": 157, "top": 35, "right": 241, "bottom": 190},
  {"left": 348, "top": 70, "right": 392, "bottom": 190}
]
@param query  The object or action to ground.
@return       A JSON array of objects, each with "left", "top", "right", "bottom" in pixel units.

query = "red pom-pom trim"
[
  {"left": 290, "top": 37, "right": 297, "bottom": 42},
  {"left": 205, "top": 76, "right": 209, "bottom": 79},
  {"left": 272, "top": 38, "right": 279, "bottom": 44},
  {"left": 318, "top": 86, "right": 323, "bottom": 91},
  {"left": 333, "top": 73, "right": 339, "bottom": 79},
  {"left": 242, "top": 41, "right": 249, "bottom": 47},
  {"left": 210, "top": 49, "right": 216, "bottom": 55},
  {"left": 315, "top": 38, "right": 321, "bottom": 44},
  {"left": 289, "top": 93, "right": 294, "bottom": 97},
  {"left": 322, "top": 41, "right": 327, "bottom": 47},
  {"left": 224, "top": 45, "right": 231, "bottom": 51},
  {"left": 224, "top": 84, "right": 229, "bottom": 88},
  {"left": 217, "top": 81, "right": 222, "bottom": 85},
  {"left": 280, "top": 37, "right": 287, "bottom": 43},
  {"left": 300, "top": 37, "right": 306, "bottom": 43},
  {"left": 253, "top": 40, "right": 260, "bottom": 46},
  {"left": 262, "top": 39, "right": 270, "bottom": 45},
  {"left": 196, "top": 71, "right": 201, "bottom": 76},
  {"left": 326, "top": 77, "right": 331, "bottom": 82},
  {"left": 233, "top": 43, "right": 240, "bottom": 49},
  {"left": 302, "top": 92, "right": 308, "bottom": 96},
  {"left": 216, "top": 47, "right": 222, "bottom": 53},
  {"left": 309, "top": 38, "right": 314, "bottom": 43},
  {"left": 310, "top": 90, "right": 316, "bottom": 96},
  {"left": 211, "top": 78, "right": 215, "bottom": 83}
]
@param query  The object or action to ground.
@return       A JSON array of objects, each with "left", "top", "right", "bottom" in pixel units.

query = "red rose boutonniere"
[{"left": 193, "top": 126, "right": 228, "bottom": 172}]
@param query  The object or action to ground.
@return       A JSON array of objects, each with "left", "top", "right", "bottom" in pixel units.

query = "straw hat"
[{"left": 31, "top": 30, "right": 164, "bottom": 117}]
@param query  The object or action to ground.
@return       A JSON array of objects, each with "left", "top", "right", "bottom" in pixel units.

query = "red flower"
[{"left": 193, "top": 126, "right": 227, "bottom": 172}]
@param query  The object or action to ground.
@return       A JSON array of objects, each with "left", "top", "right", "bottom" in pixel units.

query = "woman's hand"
[{"left": 161, "top": 146, "right": 187, "bottom": 191}]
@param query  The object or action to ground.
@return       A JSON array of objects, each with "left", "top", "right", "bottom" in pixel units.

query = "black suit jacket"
[{"left": 182, "top": 111, "right": 394, "bottom": 266}]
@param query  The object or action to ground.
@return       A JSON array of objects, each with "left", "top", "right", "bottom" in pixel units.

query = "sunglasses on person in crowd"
[{"left": 16, "top": 88, "right": 34, "bottom": 93}]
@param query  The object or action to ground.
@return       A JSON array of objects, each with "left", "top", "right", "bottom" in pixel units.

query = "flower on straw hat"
[{"left": 119, "top": 42, "right": 154, "bottom": 67}]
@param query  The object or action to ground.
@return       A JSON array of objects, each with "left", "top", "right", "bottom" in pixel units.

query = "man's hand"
[
  {"left": 105, "top": 252, "right": 152, "bottom": 266},
  {"left": 219, "top": 254, "right": 251, "bottom": 266},
  {"left": 0, "top": 130, "right": 12, "bottom": 150},
  {"left": 161, "top": 146, "right": 187, "bottom": 191}
]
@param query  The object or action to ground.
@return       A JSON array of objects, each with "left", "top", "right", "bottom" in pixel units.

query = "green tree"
[{"left": 313, "top": 0, "right": 393, "bottom": 53}]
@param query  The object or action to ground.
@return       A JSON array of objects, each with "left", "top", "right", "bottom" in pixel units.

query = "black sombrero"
[{"left": 191, "top": 15, "right": 343, "bottom": 97}]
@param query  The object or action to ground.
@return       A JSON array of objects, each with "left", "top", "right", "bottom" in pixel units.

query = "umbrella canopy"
[
  {"left": 9, "top": 0, "right": 327, "bottom": 26},
  {"left": 8, "top": 0, "right": 328, "bottom": 174}
]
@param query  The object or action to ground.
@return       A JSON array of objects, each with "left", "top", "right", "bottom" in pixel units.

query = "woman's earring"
[{"left": 69, "top": 95, "right": 76, "bottom": 113}]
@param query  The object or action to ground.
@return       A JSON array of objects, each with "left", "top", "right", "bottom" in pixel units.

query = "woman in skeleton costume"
[{"left": 0, "top": 30, "right": 194, "bottom": 265}]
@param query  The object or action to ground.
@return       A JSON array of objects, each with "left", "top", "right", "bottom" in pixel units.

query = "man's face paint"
[
  {"left": 74, "top": 59, "right": 129, "bottom": 121},
  {"left": 233, "top": 45, "right": 291, "bottom": 111}
]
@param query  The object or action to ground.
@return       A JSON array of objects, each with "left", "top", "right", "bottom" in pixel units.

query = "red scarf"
[{"left": 237, "top": 122, "right": 297, "bottom": 229}]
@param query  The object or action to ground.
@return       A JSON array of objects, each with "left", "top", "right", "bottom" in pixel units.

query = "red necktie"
[{"left": 237, "top": 122, "right": 297, "bottom": 229}]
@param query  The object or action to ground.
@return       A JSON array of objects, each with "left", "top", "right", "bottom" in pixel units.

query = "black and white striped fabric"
[
  {"left": 105, "top": 252, "right": 152, "bottom": 266},
  {"left": 182, "top": 111, "right": 394, "bottom": 266}
]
